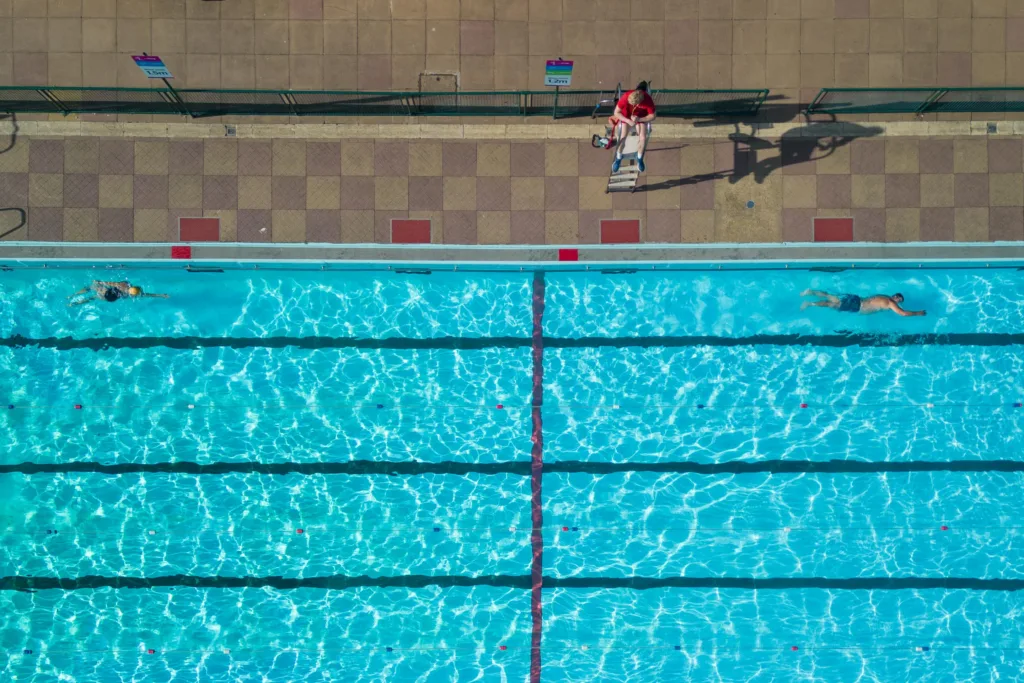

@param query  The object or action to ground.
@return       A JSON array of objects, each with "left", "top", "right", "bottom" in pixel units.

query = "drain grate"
[{"left": 419, "top": 72, "right": 459, "bottom": 92}]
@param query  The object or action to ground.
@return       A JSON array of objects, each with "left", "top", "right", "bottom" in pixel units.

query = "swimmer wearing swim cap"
[{"left": 68, "top": 280, "right": 169, "bottom": 307}]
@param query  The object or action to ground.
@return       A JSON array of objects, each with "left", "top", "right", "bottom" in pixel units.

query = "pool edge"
[{"left": 2, "top": 241, "right": 1024, "bottom": 268}]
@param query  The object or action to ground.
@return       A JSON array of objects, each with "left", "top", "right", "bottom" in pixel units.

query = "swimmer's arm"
[
  {"left": 611, "top": 105, "right": 637, "bottom": 127},
  {"left": 92, "top": 280, "right": 130, "bottom": 292},
  {"left": 67, "top": 295, "right": 97, "bottom": 307},
  {"left": 890, "top": 302, "right": 926, "bottom": 317},
  {"left": 142, "top": 293, "right": 170, "bottom": 299}
]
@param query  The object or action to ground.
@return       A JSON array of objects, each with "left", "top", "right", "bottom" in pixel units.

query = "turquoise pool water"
[{"left": 2, "top": 264, "right": 1024, "bottom": 682}]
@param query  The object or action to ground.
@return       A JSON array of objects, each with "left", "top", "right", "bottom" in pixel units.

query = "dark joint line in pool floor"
[
  {"left": 5, "top": 575, "right": 1024, "bottom": 593},
  {"left": 5, "top": 332, "right": 1024, "bottom": 352},
  {"left": 8, "top": 459, "right": 1024, "bottom": 477}
]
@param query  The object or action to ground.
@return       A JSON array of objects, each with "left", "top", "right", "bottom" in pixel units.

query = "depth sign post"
[
  {"left": 131, "top": 53, "right": 191, "bottom": 117},
  {"left": 544, "top": 58, "right": 573, "bottom": 119}
]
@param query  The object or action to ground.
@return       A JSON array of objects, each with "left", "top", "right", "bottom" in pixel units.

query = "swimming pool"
[{"left": 2, "top": 263, "right": 1024, "bottom": 682}]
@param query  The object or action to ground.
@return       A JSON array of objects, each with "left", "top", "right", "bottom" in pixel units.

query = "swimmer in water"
[
  {"left": 68, "top": 280, "right": 169, "bottom": 307},
  {"left": 800, "top": 289, "right": 926, "bottom": 316}
]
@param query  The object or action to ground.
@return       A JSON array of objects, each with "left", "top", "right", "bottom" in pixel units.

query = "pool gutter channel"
[{"left": 2, "top": 241, "right": 1024, "bottom": 268}]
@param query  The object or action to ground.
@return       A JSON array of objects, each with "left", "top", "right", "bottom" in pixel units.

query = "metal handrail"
[
  {"left": 0, "top": 86, "right": 771, "bottom": 119},
  {"left": 806, "top": 87, "right": 1024, "bottom": 115}
]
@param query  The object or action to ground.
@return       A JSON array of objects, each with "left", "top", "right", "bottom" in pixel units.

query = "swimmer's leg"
[
  {"left": 801, "top": 300, "right": 839, "bottom": 310},
  {"left": 800, "top": 289, "right": 839, "bottom": 304}
]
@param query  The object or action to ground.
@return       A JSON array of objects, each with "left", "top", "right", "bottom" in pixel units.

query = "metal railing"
[
  {"left": 806, "top": 87, "right": 1024, "bottom": 115},
  {"left": 0, "top": 86, "right": 769, "bottom": 119}
]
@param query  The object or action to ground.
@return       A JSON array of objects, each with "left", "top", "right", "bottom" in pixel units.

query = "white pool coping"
[{"left": 1, "top": 241, "right": 1024, "bottom": 269}]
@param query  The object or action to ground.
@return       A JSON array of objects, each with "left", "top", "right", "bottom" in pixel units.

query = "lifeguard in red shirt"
[{"left": 593, "top": 82, "right": 657, "bottom": 173}]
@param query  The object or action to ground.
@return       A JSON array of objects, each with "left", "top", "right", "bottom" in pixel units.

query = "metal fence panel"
[
  {"left": 806, "top": 89, "right": 937, "bottom": 114},
  {"left": 411, "top": 92, "right": 522, "bottom": 115},
  {"left": 179, "top": 89, "right": 295, "bottom": 116},
  {"left": 0, "top": 86, "right": 770, "bottom": 119},
  {"left": 0, "top": 87, "right": 182, "bottom": 115},
  {"left": 0, "top": 88, "right": 61, "bottom": 114},
  {"left": 929, "top": 88, "right": 1024, "bottom": 113},
  {"left": 805, "top": 88, "right": 1024, "bottom": 114},
  {"left": 651, "top": 89, "right": 769, "bottom": 116},
  {"left": 293, "top": 91, "right": 412, "bottom": 116},
  {"left": 527, "top": 90, "right": 611, "bottom": 118}
]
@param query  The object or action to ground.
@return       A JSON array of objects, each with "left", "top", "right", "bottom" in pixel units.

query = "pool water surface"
[{"left": 1, "top": 264, "right": 1023, "bottom": 682}]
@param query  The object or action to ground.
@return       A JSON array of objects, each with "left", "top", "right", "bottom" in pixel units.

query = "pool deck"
[
  {"left": 5, "top": 0, "right": 1024, "bottom": 123},
  {"left": 3, "top": 119, "right": 1024, "bottom": 248}
]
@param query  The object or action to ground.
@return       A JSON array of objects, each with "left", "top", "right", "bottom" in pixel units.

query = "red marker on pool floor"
[
  {"left": 296, "top": 529, "right": 304, "bottom": 534},
  {"left": 147, "top": 649, "right": 155, "bottom": 654},
  {"left": 496, "top": 404, "right": 504, "bottom": 410},
  {"left": 800, "top": 403, "right": 808, "bottom": 409},
  {"left": 941, "top": 525, "right": 949, "bottom": 531},
  {"left": 74, "top": 404, "right": 82, "bottom": 410},
  {"left": 791, "top": 646, "right": 799, "bottom": 651},
  {"left": 562, "top": 526, "right": 569, "bottom": 531},
  {"left": 499, "top": 645, "right": 507, "bottom": 651}
]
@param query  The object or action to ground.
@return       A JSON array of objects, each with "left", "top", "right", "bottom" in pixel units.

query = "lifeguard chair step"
[{"left": 604, "top": 131, "right": 642, "bottom": 193}]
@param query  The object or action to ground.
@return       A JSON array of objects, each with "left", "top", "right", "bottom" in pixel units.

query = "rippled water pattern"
[{"left": 2, "top": 266, "right": 1024, "bottom": 682}]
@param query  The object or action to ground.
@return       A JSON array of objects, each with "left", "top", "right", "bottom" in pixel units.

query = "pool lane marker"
[
  {"left": 14, "top": 458, "right": 1024, "bottom": 477},
  {"left": 530, "top": 271, "right": 546, "bottom": 683},
  {"left": 14, "top": 331, "right": 1024, "bottom": 353}
]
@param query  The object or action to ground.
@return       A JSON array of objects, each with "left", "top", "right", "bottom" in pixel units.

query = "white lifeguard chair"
[{"left": 591, "top": 82, "right": 645, "bottom": 194}]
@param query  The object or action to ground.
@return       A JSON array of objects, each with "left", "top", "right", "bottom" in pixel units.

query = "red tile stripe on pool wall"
[
  {"left": 530, "top": 271, "right": 546, "bottom": 683},
  {"left": 814, "top": 217, "right": 854, "bottom": 242}
]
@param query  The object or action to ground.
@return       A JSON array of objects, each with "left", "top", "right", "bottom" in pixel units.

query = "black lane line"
[
  {"left": 544, "top": 577, "right": 1024, "bottom": 591},
  {"left": 0, "top": 461, "right": 531, "bottom": 476},
  {"left": 544, "top": 459, "right": 1024, "bottom": 475},
  {"left": 0, "top": 575, "right": 530, "bottom": 592},
  {"left": 5, "top": 575, "right": 1024, "bottom": 593},
  {"left": 4, "top": 332, "right": 1024, "bottom": 353},
  {"left": 545, "top": 333, "right": 1024, "bottom": 349},
  {"left": 0, "top": 335, "right": 529, "bottom": 351},
  {"left": 6, "top": 459, "right": 1024, "bottom": 477}
]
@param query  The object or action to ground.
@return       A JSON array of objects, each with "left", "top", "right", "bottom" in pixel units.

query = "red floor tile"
[
  {"left": 391, "top": 219, "right": 431, "bottom": 244},
  {"left": 600, "top": 219, "right": 641, "bottom": 243},
  {"left": 813, "top": 217, "right": 853, "bottom": 242},
  {"left": 179, "top": 217, "right": 220, "bottom": 242}
]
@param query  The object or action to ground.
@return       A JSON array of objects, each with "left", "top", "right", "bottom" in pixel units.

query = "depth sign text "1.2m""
[{"left": 544, "top": 59, "right": 573, "bottom": 88}]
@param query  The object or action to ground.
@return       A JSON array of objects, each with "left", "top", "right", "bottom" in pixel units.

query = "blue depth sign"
[{"left": 132, "top": 55, "right": 173, "bottom": 79}]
